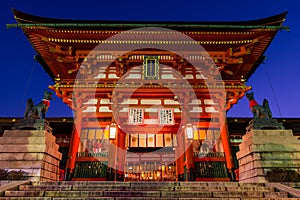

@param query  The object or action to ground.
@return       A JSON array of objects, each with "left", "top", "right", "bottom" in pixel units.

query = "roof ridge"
[{"left": 12, "top": 8, "right": 288, "bottom": 27}]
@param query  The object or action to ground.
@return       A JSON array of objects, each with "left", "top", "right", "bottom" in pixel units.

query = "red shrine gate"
[
  {"left": 12, "top": 9, "right": 287, "bottom": 181},
  {"left": 67, "top": 51, "right": 233, "bottom": 182}
]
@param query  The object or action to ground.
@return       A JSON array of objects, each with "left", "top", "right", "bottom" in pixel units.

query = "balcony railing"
[
  {"left": 194, "top": 151, "right": 225, "bottom": 158},
  {"left": 77, "top": 152, "right": 108, "bottom": 157},
  {"left": 195, "top": 161, "right": 228, "bottom": 179},
  {"left": 73, "top": 161, "right": 107, "bottom": 178}
]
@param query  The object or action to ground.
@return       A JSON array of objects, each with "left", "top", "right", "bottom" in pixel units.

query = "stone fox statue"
[
  {"left": 246, "top": 92, "right": 272, "bottom": 120},
  {"left": 24, "top": 90, "right": 55, "bottom": 119}
]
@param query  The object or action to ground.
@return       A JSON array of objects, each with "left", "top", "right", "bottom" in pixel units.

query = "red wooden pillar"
[
  {"left": 117, "top": 129, "right": 126, "bottom": 181},
  {"left": 107, "top": 127, "right": 118, "bottom": 181},
  {"left": 185, "top": 138, "right": 194, "bottom": 181},
  {"left": 175, "top": 132, "right": 185, "bottom": 181},
  {"left": 177, "top": 94, "right": 193, "bottom": 181},
  {"left": 220, "top": 112, "right": 235, "bottom": 180},
  {"left": 66, "top": 109, "right": 82, "bottom": 180}
]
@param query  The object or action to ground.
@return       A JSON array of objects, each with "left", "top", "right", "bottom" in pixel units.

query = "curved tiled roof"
[
  {"left": 11, "top": 9, "right": 288, "bottom": 83},
  {"left": 12, "top": 9, "right": 287, "bottom": 29}
]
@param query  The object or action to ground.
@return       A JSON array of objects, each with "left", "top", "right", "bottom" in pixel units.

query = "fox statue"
[
  {"left": 24, "top": 90, "right": 54, "bottom": 119},
  {"left": 246, "top": 92, "right": 272, "bottom": 120}
]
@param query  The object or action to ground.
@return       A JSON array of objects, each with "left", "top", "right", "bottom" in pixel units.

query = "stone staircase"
[{"left": 0, "top": 181, "right": 297, "bottom": 200}]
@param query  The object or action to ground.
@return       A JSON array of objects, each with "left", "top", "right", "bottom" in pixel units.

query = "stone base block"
[
  {"left": 0, "top": 129, "right": 61, "bottom": 181},
  {"left": 239, "top": 175, "right": 268, "bottom": 183},
  {"left": 237, "top": 129, "right": 300, "bottom": 183}
]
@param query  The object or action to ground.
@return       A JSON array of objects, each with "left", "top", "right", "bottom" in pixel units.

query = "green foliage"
[
  {"left": 266, "top": 168, "right": 300, "bottom": 182},
  {"left": 7, "top": 170, "right": 26, "bottom": 180},
  {"left": 0, "top": 169, "right": 8, "bottom": 180},
  {"left": 0, "top": 169, "right": 26, "bottom": 180}
]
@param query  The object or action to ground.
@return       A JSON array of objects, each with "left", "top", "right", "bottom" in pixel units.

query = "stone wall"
[
  {"left": 237, "top": 129, "right": 300, "bottom": 182},
  {"left": 0, "top": 129, "right": 61, "bottom": 181}
]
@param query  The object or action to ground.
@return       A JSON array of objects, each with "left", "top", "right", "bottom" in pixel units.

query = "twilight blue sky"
[{"left": 0, "top": 0, "right": 299, "bottom": 118}]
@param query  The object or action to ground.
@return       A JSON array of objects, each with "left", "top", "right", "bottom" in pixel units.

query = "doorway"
[{"left": 124, "top": 151, "right": 176, "bottom": 181}]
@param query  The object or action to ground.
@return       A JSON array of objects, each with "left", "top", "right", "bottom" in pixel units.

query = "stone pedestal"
[
  {"left": 237, "top": 129, "right": 300, "bottom": 183},
  {"left": 0, "top": 129, "right": 61, "bottom": 181},
  {"left": 12, "top": 119, "right": 52, "bottom": 133}
]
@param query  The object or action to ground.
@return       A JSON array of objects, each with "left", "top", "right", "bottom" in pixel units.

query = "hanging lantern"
[
  {"left": 109, "top": 123, "right": 117, "bottom": 140},
  {"left": 185, "top": 123, "right": 194, "bottom": 140}
]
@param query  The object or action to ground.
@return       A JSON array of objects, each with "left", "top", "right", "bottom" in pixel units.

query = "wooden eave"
[{"left": 12, "top": 9, "right": 287, "bottom": 83}]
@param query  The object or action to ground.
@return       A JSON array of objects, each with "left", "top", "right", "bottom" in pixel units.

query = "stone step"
[
  {"left": 130, "top": 181, "right": 178, "bottom": 186},
  {"left": 19, "top": 185, "right": 277, "bottom": 192},
  {"left": 104, "top": 191, "right": 161, "bottom": 197},
  {"left": 237, "top": 182, "right": 266, "bottom": 187},
  {"left": 226, "top": 186, "right": 275, "bottom": 192},
  {"left": 32, "top": 181, "right": 269, "bottom": 187},
  {"left": 4, "top": 191, "right": 45, "bottom": 197},
  {"left": 0, "top": 198, "right": 239, "bottom": 200},
  {"left": 174, "top": 186, "right": 226, "bottom": 191},
  {"left": 0, "top": 198, "right": 53, "bottom": 200},
  {"left": 115, "top": 199, "right": 294, "bottom": 200},
  {"left": 212, "top": 191, "right": 288, "bottom": 198},
  {"left": 20, "top": 184, "right": 277, "bottom": 192},
  {"left": 19, "top": 185, "right": 274, "bottom": 192},
  {"left": 0, "top": 181, "right": 13, "bottom": 186},
  {"left": 115, "top": 198, "right": 237, "bottom": 200},
  {"left": 73, "top": 185, "right": 126, "bottom": 191},
  {"left": 53, "top": 198, "right": 113, "bottom": 200},
  {"left": 161, "top": 191, "right": 212, "bottom": 198},
  {"left": 179, "top": 182, "right": 238, "bottom": 187},
  {"left": 32, "top": 181, "right": 130, "bottom": 186},
  {"left": 19, "top": 185, "right": 72, "bottom": 191},
  {"left": 0, "top": 181, "right": 294, "bottom": 199},
  {"left": 123, "top": 186, "right": 174, "bottom": 191},
  {"left": 213, "top": 191, "right": 264, "bottom": 198},
  {"left": 263, "top": 192, "right": 289, "bottom": 198},
  {"left": 0, "top": 198, "right": 298, "bottom": 200},
  {"left": 282, "top": 182, "right": 300, "bottom": 188},
  {"left": 44, "top": 191, "right": 104, "bottom": 197},
  {"left": 241, "top": 199, "right": 300, "bottom": 200}
]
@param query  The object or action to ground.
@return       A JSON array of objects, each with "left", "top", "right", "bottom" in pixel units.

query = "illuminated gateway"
[{"left": 12, "top": 10, "right": 287, "bottom": 181}]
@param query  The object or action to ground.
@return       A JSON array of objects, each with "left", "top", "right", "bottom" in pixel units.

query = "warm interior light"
[
  {"left": 185, "top": 123, "right": 194, "bottom": 140},
  {"left": 109, "top": 123, "right": 117, "bottom": 139}
]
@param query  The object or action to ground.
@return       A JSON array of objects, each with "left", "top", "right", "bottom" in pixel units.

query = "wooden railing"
[
  {"left": 194, "top": 152, "right": 225, "bottom": 158},
  {"left": 77, "top": 152, "right": 108, "bottom": 157},
  {"left": 194, "top": 161, "right": 229, "bottom": 179},
  {"left": 73, "top": 161, "right": 107, "bottom": 179}
]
